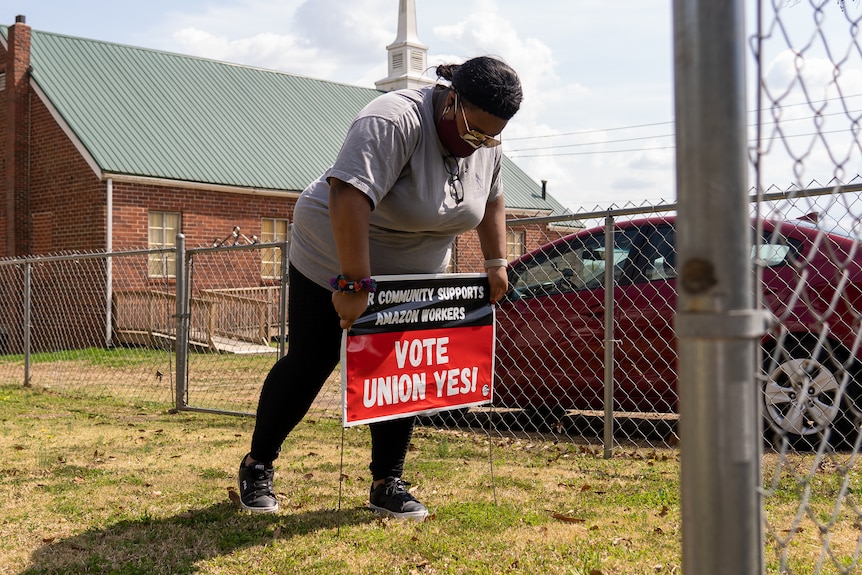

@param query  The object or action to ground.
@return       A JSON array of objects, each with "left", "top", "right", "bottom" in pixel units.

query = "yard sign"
[{"left": 341, "top": 273, "right": 495, "bottom": 427}]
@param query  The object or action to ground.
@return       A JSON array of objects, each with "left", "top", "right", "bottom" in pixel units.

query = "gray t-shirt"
[{"left": 289, "top": 85, "right": 504, "bottom": 289}]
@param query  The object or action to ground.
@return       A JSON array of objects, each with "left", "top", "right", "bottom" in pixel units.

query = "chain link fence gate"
[{"left": 174, "top": 237, "right": 290, "bottom": 416}]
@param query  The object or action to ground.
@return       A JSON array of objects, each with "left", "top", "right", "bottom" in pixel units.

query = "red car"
[{"left": 494, "top": 215, "right": 862, "bottom": 448}]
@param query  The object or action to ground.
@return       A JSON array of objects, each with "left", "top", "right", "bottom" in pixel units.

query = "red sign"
[{"left": 341, "top": 274, "right": 495, "bottom": 427}]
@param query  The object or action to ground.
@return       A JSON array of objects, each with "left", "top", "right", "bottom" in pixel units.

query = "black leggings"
[{"left": 249, "top": 264, "right": 416, "bottom": 480}]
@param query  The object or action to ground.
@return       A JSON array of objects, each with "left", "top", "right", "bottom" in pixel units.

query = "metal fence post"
[
  {"left": 673, "top": 0, "right": 764, "bottom": 573},
  {"left": 278, "top": 240, "right": 288, "bottom": 358},
  {"left": 23, "top": 262, "right": 31, "bottom": 388},
  {"left": 602, "top": 213, "right": 615, "bottom": 459},
  {"left": 174, "top": 234, "right": 189, "bottom": 410}
]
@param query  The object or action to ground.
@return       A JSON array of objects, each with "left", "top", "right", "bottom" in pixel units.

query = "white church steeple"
[{"left": 375, "top": 0, "right": 434, "bottom": 92}]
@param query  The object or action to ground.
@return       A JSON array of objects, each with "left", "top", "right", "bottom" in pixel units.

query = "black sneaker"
[
  {"left": 368, "top": 476, "right": 429, "bottom": 521},
  {"left": 237, "top": 455, "right": 278, "bottom": 513}
]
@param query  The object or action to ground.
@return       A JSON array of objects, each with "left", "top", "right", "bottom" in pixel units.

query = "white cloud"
[
  {"left": 172, "top": 27, "right": 339, "bottom": 78},
  {"left": 610, "top": 176, "right": 656, "bottom": 192}
]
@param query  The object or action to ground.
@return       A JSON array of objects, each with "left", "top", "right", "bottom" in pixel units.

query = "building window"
[
  {"left": 506, "top": 229, "right": 526, "bottom": 260},
  {"left": 148, "top": 211, "right": 180, "bottom": 278},
  {"left": 261, "top": 218, "right": 290, "bottom": 279}
]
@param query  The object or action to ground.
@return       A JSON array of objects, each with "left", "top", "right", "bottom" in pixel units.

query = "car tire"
[{"left": 761, "top": 335, "right": 861, "bottom": 450}]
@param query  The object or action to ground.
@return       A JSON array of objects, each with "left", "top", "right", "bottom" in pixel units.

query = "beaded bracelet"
[{"left": 330, "top": 275, "right": 378, "bottom": 293}]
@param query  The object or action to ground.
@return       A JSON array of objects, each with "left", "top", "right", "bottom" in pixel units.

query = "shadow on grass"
[{"left": 21, "top": 501, "right": 377, "bottom": 575}]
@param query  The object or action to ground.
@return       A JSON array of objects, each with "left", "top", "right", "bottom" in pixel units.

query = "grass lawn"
[
  {"left": 0, "top": 384, "right": 684, "bottom": 574},
  {"left": 1, "top": 383, "right": 858, "bottom": 574}
]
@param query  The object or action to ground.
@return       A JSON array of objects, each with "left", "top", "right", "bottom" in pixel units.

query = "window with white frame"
[
  {"left": 148, "top": 211, "right": 180, "bottom": 278},
  {"left": 506, "top": 229, "right": 526, "bottom": 260},
  {"left": 261, "top": 218, "right": 290, "bottom": 279}
]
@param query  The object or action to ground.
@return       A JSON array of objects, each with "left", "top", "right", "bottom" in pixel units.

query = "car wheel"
[{"left": 761, "top": 336, "right": 861, "bottom": 450}]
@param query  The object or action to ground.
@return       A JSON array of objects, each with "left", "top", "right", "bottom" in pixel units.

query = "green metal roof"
[{"left": 2, "top": 25, "right": 570, "bottom": 214}]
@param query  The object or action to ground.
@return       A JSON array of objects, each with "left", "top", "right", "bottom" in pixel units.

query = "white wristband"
[{"left": 483, "top": 258, "right": 508, "bottom": 270}]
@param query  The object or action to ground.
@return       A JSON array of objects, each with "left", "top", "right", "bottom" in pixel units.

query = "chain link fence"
[
  {"left": 0, "top": 250, "right": 176, "bottom": 404},
  {"left": 3, "top": 186, "right": 862, "bottom": 450},
  {"left": 751, "top": 0, "right": 862, "bottom": 572}
]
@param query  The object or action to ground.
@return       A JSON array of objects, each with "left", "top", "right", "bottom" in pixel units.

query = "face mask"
[{"left": 437, "top": 112, "right": 479, "bottom": 158}]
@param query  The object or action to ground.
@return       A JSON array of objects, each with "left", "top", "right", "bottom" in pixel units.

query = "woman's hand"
[
  {"left": 487, "top": 266, "right": 509, "bottom": 304},
  {"left": 332, "top": 291, "right": 371, "bottom": 330}
]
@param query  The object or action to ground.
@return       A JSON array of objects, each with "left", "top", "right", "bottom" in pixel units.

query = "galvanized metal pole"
[
  {"left": 23, "top": 262, "right": 31, "bottom": 387},
  {"left": 278, "top": 240, "right": 288, "bottom": 358},
  {"left": 174, "top": 234, "right": 189, "bottom": 410},
  {"left": 105, "top": 178, "right": 114, "bottom": 348},
  {"left": 673, "top": 1, "right": 764, "bottom": 573},
  {"left": 602, "top": 213, "right": 615, "bottom": 459}
]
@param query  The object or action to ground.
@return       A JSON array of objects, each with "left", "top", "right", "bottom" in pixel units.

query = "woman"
[{"left": 238, "top": 56, "right": 523, "bottom": 520}]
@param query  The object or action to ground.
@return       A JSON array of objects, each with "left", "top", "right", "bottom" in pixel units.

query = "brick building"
[{"left": 0, "top": 6, "right": 573, "bottom": 352}]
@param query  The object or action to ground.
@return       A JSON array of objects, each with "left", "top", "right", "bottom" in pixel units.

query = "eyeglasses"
[
  {"left": 456, "top": 94, "right": 502, "bottom": 149},
  {"left": 443, "top": 155, "right": 464, "bottom": 205}
]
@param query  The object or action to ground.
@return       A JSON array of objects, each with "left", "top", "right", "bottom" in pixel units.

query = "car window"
[
  {"left": 614, "top": 223, "right": 800, "bottom": 287},
  {"left": 618, "top": 223, "right": 676, "bottom": 285},
  {"left": 508, "top": 228, "right": 637, "bottom": 300},
  {"left": 755, "top": 230, "right": 801, "bottom": 267}
]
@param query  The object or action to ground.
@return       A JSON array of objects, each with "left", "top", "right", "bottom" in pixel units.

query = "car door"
[
  {"left": 612, "top": 221, "right": 679, "bottom": 412},
  {"left": 495, "top": 228, "right": 637, "bottom": 411}
]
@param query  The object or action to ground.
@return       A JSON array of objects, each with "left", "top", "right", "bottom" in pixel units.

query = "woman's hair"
[{"left": 435, "top": 56, "right": 523, "bottom": 120}]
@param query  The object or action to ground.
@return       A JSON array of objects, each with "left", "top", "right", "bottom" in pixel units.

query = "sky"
[{"left": 4, "top": 0, "right": 862, "bottom": 213}]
